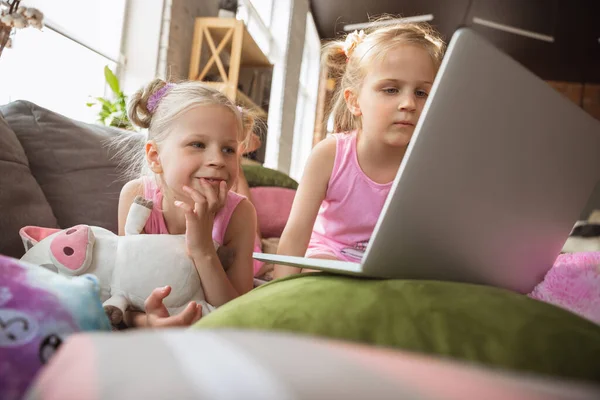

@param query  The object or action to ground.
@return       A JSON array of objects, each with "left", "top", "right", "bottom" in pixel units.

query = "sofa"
[
  {"left": 2, "top": 101, "right": 600, "bottom": 394},
  {"left": 0, "top": 100, "right": 295, "bottom": 266}
]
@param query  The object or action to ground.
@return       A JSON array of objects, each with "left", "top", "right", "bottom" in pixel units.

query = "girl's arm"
[
  {"left": 117, "top": 178, "right": 144, "bottom": 235},
  {"left": 273, "top": 137, "right": 337, "bottom": 278},
  {"left": 232, "top": 164, "right": 262, "bottom": 238},
  {"left": 188, "top": 197, "right": 257, "bottom": 306}
]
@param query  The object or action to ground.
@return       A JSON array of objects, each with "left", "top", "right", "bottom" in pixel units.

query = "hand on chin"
[{"left": 190, "top": 178, "right": 225, "bottom": 201}]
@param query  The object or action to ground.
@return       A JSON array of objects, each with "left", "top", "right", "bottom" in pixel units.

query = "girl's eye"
[
  {"left": 190, "top": 142, "right": 205, "bottom": 149},
  {"left": 383, "top": 87, "right": 399, "bottom": 94},
  {"left": 223, "top": 146, "right": 237, "bottom": 155},
  {"left": 415, "top": 90, "right": 429, "bottom": 98}
]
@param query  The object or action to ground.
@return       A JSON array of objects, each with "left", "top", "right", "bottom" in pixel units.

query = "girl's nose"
[
  {"left": 207, "top": 148, "right": 225, "bottom": 167},
  {"left": 398, "top": 92, "right": 417, "bottom": 112}
]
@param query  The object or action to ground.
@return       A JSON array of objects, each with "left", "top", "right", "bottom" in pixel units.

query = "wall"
[
  {"left": 164, "top": 0, "right": 220, "bottom": 80},
  {"left": 121, "top": 0, "right": 221, "bottom": 89}
]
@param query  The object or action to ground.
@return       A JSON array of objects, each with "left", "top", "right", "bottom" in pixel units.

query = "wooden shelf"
[
  {"left": 193, "top": 18, "right": 270, "bottom": 67},
  {"left": 188, "top": 17, "right": 272, "bottom": 119}
]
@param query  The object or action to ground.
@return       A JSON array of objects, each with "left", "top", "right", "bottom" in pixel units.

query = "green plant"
[{"left": 87, "top": 66, "right": 133, "bottom": 130}]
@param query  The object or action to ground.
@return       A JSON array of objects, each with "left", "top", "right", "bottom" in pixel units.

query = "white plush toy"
[{"left": 19, "top": 197, "right": 224, "bottom": 326}]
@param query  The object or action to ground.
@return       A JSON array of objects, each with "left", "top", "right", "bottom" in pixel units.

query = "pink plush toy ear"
[
  {"left": 20, "top": 226, "right": 62, "bottom": 252},
  {"left": 49, "top": 225, "right": 96, "bottom": 276}
]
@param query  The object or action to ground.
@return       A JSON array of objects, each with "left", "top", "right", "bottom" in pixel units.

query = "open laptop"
[{"left": 253, "top": 28, "right": 600, "bottom": 294}]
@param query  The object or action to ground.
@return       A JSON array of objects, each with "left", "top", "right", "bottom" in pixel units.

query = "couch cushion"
[
  {"left": 0, "top": 113, "right": 58, "bottom": 258},
  {"left": 242, "top": 165, "right": 299, "bottom": 189},
  {"left": 194, "top": 274, "right": 600, "bottom": 382},
  {"left": 0, "top": 101, "right": 143, "bottom": 234},
  {"left": 250, "top": 186, "right": 296, "bottom": 238}
]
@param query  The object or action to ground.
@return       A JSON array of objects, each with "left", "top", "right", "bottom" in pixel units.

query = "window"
[
  {"left": 0, "top": 28, "right": 116, "bottom": 122},
  {"left": 0, "top": 0, "right": 126, "bottom": 123},
  {"left": 24, "top": 0, "right": 126, "bottom": 62},
  {"left": 236, "top": 0, "right": 319, "bottom": 175},
  {"left": 245, "top": 0, "right": 273, "bottom": 28},
  {"left": 289, "top": 13, "right": 321, "bottom": 180},
  {"left": 236, "top": 0, "right": 276, "bottom": 60}
]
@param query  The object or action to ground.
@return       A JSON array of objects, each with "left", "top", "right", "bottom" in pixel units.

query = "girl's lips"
[{"left": 197, "top": 177, "right": 226, "bottom": 185}]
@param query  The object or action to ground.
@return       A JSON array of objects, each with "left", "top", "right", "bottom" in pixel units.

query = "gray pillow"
[
  {"left": 0, "top": 101, "right": 143, "bottom": 235},
  {"left": 0, "top": 113, "right": 58, "bottom": 258}
]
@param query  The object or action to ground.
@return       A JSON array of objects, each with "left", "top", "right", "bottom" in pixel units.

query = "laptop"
[{"left": 253, "top": 28, "right": 600, "bottom": 294}]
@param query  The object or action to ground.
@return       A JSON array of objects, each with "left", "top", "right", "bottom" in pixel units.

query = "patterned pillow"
[{"left": 0, "top": 255, "right": 110, "bottom": 400}]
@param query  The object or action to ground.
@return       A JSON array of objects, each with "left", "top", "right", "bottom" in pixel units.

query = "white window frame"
[
  {"left": 289, "top": 12, "right": 321, "bottom": 180},
  {"left": 236, "top": 0, "right": 279, "bottom": 62}
]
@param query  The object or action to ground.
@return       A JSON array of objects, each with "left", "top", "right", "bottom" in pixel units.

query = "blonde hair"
[
  {"left": 322, "top": 17, "right": 446, "bottom": 133},
  {"left": 119, "top": 79, "right": 256, "bottom": 180}
]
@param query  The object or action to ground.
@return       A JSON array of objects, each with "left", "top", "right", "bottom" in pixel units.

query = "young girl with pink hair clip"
[
  {"left": 275, "top": 20, "right": 446, "bottom": 277},
  {"left": 118, "top": 79, "right": 258, "bottom": 328}
]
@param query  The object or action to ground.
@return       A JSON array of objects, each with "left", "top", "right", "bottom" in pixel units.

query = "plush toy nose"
[{"left": 49, "top": 225, "right": 95, "bottom": 275}]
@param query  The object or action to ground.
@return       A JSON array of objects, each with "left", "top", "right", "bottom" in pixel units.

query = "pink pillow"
[{"left": 250, "top": 187, "right": 296, "bottom": 238}]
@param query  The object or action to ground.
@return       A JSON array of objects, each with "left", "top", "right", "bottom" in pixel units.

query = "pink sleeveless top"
[
  {"left": 307, "top": 132, "right": 393, "bottom": 262},
  {"left": 142, "top": 177, "right": 245, "bottom": 246}
]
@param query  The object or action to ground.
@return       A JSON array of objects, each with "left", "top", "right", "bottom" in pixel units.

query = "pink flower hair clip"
[{"left": 342, "top": 30, "right": 366, "bottom": 59}]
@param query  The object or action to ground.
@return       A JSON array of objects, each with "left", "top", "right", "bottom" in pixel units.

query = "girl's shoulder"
[
  {"left": 222, "top": 196, "right": 255, "bottom": 245},
  {"left": 315, "top": 131, "right": 356, "bottom": 183},
  {"left": 311, "top": 134, "right": 338, "bottom": 162},
  {"left": 117, "top": 178, "right": 146, "bottom": 235},
  {"left": 224, "top": 190, "right": 246, "bottom": 211},
  {"left": 330, "top": 130, "right": 357, "bottom": 142},
  {"left": 119, "top": 178, "right": 144, "bottom": 200},
  {"left": 123, "top": 176, "right": 162, "bottom": 203},
  {"left": 228, "top": 196, "right": 254, "bottom": 222}
]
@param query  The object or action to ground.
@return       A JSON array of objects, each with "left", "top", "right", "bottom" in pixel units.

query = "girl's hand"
[
  {"left": 176, "top": 180, "right": 228, "bottom": 257},
  {"left": 144, "top": 286, "right": 202, "bottom": 328}
]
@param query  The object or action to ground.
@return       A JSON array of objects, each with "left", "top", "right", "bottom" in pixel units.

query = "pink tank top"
[
  {"left": 309, "top": 132, "right": 392, "bottom": 262},
  {"left": 142, "top": 176, "right": 245, "bottom": 246}
]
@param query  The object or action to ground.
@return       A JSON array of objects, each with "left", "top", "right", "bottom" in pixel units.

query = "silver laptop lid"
[{"left": 361, "top": 28, "right": 600, "bottom": 293}]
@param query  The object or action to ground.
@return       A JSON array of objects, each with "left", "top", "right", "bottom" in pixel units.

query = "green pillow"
[
  {"left": 195, "top": 274, "right": 600, "bottom": 382},
  {"left": 242, "top": 165, "right": 298, "bottom": 189}
]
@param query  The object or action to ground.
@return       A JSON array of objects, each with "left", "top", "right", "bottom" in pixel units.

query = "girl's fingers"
[
  {"left": 193, "top": 303, "right": 202, "bottom": 323},
  {"left": 182, "top": 180, "right": 224, "bottom": 215},
  {"left": 144, "top": 286, "right": 171, "bottom": 318},
  {"left": 198, "top": 179, "right": 218, "bottom": 209},
  {"left": 218, "top": 180, "right": 227, "bottom": 207},
  {"left": 182, "top": 185, "right": 208, "bottom": 206},
  {"left": 155, "top": 301, "right": 198, "bottom": 327}
]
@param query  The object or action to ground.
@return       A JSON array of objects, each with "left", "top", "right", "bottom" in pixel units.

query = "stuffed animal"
[
  {"left": 19, "top": 197, "right": 226, "bottom": 326},
  {"left": 0, "top": 254, "right": 110, "bottom": 400}
]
